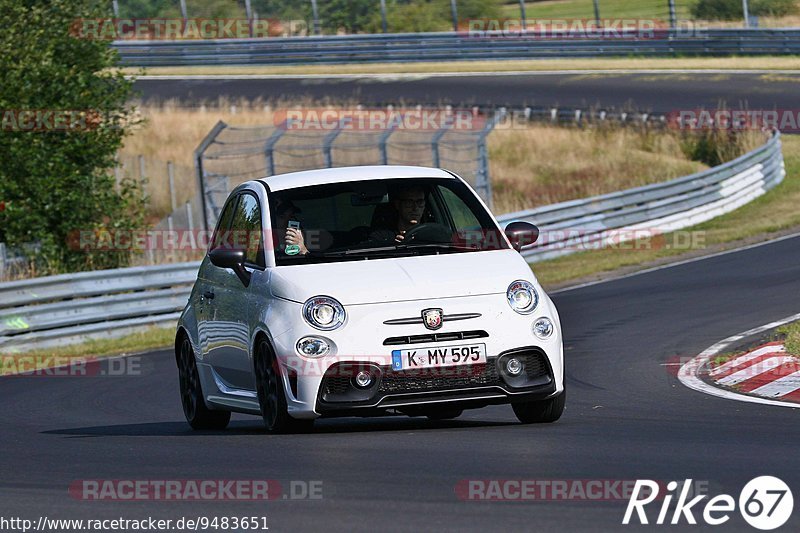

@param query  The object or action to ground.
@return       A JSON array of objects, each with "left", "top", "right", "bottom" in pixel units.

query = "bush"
[{"left": 0, "top": 0, "right": 144, "bottom": 274}]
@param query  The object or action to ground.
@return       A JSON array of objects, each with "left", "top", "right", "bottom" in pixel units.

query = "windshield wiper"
[
  {"left": 396, "top": 243, "right": 480, "bottom": 252},
  {"left": 316, "top": 245, "right": 410, "bottom": 257}
]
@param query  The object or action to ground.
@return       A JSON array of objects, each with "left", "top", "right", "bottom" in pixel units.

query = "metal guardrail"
[
  {"left": 0, "top": 132, "right": 785, "bottom": 353},
  {"left": 0, "top": 262, "right": 199, "bottom": 352},
  {"left": 497, "top": 131, "right": 785, "bottom": 262},
  {"left": 114, "top": 29, "right": 800, "bottom": 66}
]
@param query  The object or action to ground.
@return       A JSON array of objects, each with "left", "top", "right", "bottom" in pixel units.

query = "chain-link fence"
[{"left": 194, "top": 108, "right": 506, "bottom": 230}]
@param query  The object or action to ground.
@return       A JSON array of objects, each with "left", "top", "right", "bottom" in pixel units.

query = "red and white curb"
[{"left": 678, "top": 312, "right": 800, "bottom": 408}]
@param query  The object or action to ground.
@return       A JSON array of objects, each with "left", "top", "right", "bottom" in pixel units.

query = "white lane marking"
[
  {"left": 131, "top": 69, "right": 800, "bottom": 81},
  {"left": 709, "top": 345, "right": 786, "bottom": 377},
  {"left": 553, "top": 231, "right": 800, "bottom": 294},
  {"left": 750, "top": 370, "right": 800, "bottom": 398},
  {"left": 678, "top": 312, "right": 800, "bottom": 408},
  {"left": 716, "top": 356, "right": 796, "bottom": 386}
]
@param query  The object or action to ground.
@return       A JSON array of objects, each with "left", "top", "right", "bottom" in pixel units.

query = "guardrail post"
[
  {"left": 668, "top": 0, "right": 677, "bottom": 30},
  {"left": 244, "top": 0, "right": 253, "bottom": 37},
  {"left": 742, "top": 0, "right": 751, "bottom": 28},
  {"left": 311, "top": 0, "right": 321, "bottom": 35},
  {"left": 593, "top": 0, "right": 601, "bottom": 27},
  {"left": 194, "top": 121, "right": 227, "bottom": 232}
]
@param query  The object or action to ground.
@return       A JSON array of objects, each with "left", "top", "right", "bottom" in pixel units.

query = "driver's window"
[
  {"left": 210, "top": 196, "right": 239, "bottom": 251},
  {"left": 229, "top": 193, "right": 264, "bottom": 267}
]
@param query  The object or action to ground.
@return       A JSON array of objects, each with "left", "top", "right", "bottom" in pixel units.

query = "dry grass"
[
  {"left": 122, "top": 103, "right": 712, "bottom": 219},
  {"left": 488, "top": 125, "right": 708, "bottom": 214},
  {"left": 531, "top": 135, "right": 800, "bottom": 287},
  {"left": 120, "top": 100, "right": 281, "bottom": 217}
]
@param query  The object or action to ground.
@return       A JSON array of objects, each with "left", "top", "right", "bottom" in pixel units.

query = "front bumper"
[
  {"left": 266, "top": 291, "right": 564, "bottom": 419},
  {"left": 315, "top": 346, "right": 556, "bottom": 417}
]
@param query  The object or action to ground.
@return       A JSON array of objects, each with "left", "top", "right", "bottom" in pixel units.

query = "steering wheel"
[{"left": 402, "top": 223, "right": 452, "bottom": 243}]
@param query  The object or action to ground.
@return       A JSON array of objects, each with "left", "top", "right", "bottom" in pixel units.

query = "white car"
[{"left": 176, "top": 166, "right": 564, "bottom": 433}]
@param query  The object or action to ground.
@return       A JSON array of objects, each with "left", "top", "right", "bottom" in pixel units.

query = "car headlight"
[
  {"left": 296, "top": 337, "right": 331, "bottom": 357},
  {"left": 533, "top": 317, "right": 554, "bottom": 339},
  {"left": 303, "top": 296, "right": 346, "bottom": 331},
  {"left": 507, "top": 280, "right": 538, "bottom": 315}
]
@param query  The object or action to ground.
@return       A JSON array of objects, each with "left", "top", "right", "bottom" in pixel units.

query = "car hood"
[{"left": 268, "top": 249, "right": 535, "bottom": 305}]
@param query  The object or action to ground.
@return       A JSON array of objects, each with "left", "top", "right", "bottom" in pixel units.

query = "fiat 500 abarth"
[{"left": 176, "top": 166, "right": 564, "bottom": 432}]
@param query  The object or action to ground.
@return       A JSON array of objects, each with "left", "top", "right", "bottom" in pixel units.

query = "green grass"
[
  {"left": 500, "top": 0, "right": 693, "bottom": 21},
  {"left": 777, "top": 321, "right": 800, "bottom": 355},
  {"left": 0, "top": 327, "right": 175, "bottom": 375},
  {"left": 531, "top": 135, "right": 800, "bottom": 287}
]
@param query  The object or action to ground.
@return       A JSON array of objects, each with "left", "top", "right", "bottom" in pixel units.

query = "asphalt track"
[
  {"left": 134, "top": 72, "right": 800, "bottom": 112},
  {"left": 2, "top": 234, "right": 799, "bottom": 531}
]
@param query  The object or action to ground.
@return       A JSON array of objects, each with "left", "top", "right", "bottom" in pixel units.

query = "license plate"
[{"left": 391, "top": 344, "right": 487, "bottom": 371}]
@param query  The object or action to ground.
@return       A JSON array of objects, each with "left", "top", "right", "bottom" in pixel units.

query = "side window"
[
  {"left": 230, "top": 193, "right": 264, "bottom": 267},
  {"left": 438, "top": 186, "right": 481, "bottom": 231},
  {"left": 210, "top": 195, "right": 239, "bottom": 251}
]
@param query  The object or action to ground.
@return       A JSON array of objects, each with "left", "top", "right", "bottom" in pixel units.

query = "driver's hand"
[
  {"left": 286, "top": 228, "right": 309, "bottom": 254},
  {"left": 395, "top": 220, "right": 418, "bottom": 243}
]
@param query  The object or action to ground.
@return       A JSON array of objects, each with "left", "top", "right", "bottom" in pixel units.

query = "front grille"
[
  {"left": 383, "top": 330, "right": 489, "bottom": 346},
  {"left": 323, "top": 376, "right": 352, "bottom": 396},
  {"left": 517, "top": 351, "right": 548, "bottom": 380},
  {"left": 317, "top": 348, "right": 552, "bottom": 405},
  {"left": 378, "top": 363, "right": 499, "bottom": 393}
]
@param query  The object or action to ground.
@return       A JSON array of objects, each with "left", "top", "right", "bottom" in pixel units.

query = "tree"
[{"left": 0, "top": 0, "right": 144, "bottom": 273}]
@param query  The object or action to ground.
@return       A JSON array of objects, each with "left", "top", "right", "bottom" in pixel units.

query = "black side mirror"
[
  {"left": 504, "top": 221, "right": 540, "bottom": 252},
  {"left": 208, "top": 248, "right": 251, "bottom": 287}
]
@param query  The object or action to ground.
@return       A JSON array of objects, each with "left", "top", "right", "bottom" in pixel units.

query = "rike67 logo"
[{"left": 623, "top": 477, "right": 793, "bottom": 530}]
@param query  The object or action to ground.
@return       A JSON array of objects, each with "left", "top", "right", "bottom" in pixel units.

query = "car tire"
[
  {"left": 512, "top": 390, "right": 565, "bottom": 424},
  {"left": 425, "top": 408, "right": 463, "bottom": 421},
  {"left": 178, "top": 335, "right": 231, "bottom": 430},
  {"left": 255, "top": 338, "right": 314, "bottom": 434}
]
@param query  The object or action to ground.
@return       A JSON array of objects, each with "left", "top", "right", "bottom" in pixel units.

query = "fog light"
[
  {"left": 506, "top": 357, "right": 524, "bottom": 376},
  {"left": 533, "top": 317, "right": 554, "bottom": 339},
  {"left": 354, "top": 370, "right": 373, "bottom": 388},
  {"left": 296, "top": 337, "right": 330, "bottom": 357}
]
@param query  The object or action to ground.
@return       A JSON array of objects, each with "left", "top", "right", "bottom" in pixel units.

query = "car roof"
[{"left": 257, "top": 165, "right": 455, "bottom": 192}]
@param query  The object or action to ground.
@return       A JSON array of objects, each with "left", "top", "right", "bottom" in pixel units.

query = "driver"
[{"left": 370, "top": 185, "right": 426, "bottom": 243}]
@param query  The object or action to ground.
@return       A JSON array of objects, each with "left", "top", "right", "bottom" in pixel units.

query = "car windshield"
[{"left": 268, "top": 177, "right": 509, "bottom": 265}]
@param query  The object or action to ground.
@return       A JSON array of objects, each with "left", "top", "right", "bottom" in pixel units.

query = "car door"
[
  {"left": 206, "top": 192, "right": 266, "bottom": 391},
  {"left": 196, "top": 195, "right": 238, "bottom": 361}
]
